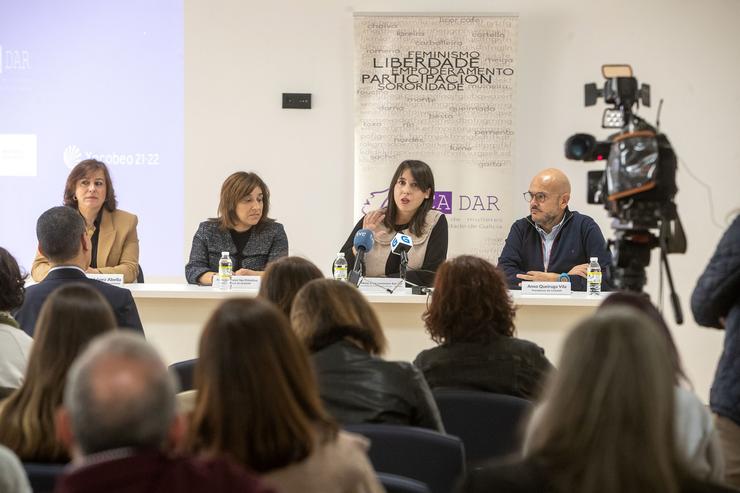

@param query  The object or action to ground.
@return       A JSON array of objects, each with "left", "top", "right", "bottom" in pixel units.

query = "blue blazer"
[{"left": 14, "top": 267, "right": 144, "bottom": 337}]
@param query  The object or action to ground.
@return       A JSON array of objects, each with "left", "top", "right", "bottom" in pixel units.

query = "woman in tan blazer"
[{"left": 31, "top": 159, "right": 140, "bottom": 283}]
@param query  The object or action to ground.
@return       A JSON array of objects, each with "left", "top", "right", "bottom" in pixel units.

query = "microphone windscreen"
[{"left": 353, "top": 229, "right": 375, "bottom": 252}]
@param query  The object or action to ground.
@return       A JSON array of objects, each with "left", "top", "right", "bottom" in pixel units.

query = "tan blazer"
[{"left": 31, "top": 209, "right": 140, "bottom": 283}]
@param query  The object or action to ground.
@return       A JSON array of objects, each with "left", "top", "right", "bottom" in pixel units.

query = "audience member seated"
[
  {"left": 185, "top": 171, "right": 288, "bottom": 284},
  {"left": 258, "top": 256, "right": 324, "bottom": 316},
  {"left": 0, "top": 247, "right": 33, "bottom": 395},
  {"left": 14, "top": 206, "right": 144, "bottom": 336},
  {"left": 31, "top": 159, "right": 140, "bottom": 283},
  {"left": 0, "top": 284, "right": 116, "bottom": 462},
  {"left": 599, "top": 291, "right": 724, "bottom": 481},
  {"left": 291, "top": 279, "right": 444, "bottom": 431},
  {"left": 182, "top": 298, "right": 383, "bottom": 493},
  {"left": 54, "top": 332, "right": 271, "bottom": 493},
  {"left": 460, "top": 308, "right": 736, "bottom": 493},
  {"left": 0, "top": 444, "right": 31, "bottom": 493},
  {"left": 414, "top": 255, "right": 553, "bottom": 399}
]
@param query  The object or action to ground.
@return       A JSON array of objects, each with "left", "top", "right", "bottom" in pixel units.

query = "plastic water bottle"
[
  {"left": 587, "top": 257, "right": 601, "bottom": 296},
  {"left": 333, "top": 253, "right": 348, "bottom": 282},
  {"left": 216, "top": 251, "right": 232, "bottom": 290}
]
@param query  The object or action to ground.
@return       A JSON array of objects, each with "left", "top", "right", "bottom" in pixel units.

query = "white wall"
[{"left": 184, "top": 0, "right": 740, "bottom": 401}]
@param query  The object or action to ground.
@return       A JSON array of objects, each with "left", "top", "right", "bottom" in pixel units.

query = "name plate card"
[
  {"left": 358, "top": 277, "right": 412, "bottom": 295},
  {"left": 521, "top": 281, "right": 571, "bottom": 295},
  {"left": 230, "top": 276, "right": 261, "bottom": 291},
  {"left": 86, "top": 273, "right": 124, "bottom": 286}
]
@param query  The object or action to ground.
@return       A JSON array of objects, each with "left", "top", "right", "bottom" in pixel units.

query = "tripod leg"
[{"left": 660, "top": 239, "right": 684, "bottom": 325}]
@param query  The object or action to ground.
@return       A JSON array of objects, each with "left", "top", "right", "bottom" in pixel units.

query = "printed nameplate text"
[{"left": 521, "top": 281, "right": 571, "bottom": 295}]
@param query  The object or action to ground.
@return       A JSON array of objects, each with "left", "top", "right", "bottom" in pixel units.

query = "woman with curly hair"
[{"left": 414, "top": 255, "right": 552, "bottom": 399}]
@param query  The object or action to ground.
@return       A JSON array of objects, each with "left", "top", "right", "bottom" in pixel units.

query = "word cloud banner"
[{"left": 354, "top": 14, "right": 518, "bottom": 262}]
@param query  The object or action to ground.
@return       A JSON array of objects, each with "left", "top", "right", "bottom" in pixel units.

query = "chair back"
[
  {"left": 136, "top": 265, "right": 144, "bottom": 283},
  {"left": 346, "top": 424, "right": 464, "bottom": 493},
  {"left": 433, "top": 389, "right": 532, "bottom": 465},
  {"left": 377, "top": 472, "right": 431, "bottom": 493},
  {"left": 23, "top": 462, "right": 66, "bottom": 493},
  {"left": 169, "top": 358, "right": 197, "bottom": 391}
]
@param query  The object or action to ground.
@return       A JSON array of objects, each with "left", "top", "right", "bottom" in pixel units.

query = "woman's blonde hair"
[
  {"left": 0, "top": 284, "right": 116, "bottom": 462},
  {"left": 291, "top": 279, "right": 387, "bottom": 355},
  {"left": 527, "top": 307, "right": 683, "bottom": 493}
]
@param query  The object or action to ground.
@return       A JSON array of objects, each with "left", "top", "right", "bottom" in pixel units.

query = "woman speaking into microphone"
[{"left": 339, "top": 160, "right": 448, "bottom": 287}]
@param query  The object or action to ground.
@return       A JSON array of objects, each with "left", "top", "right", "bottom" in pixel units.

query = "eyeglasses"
[{"left": 523, "top": 191, "right": 550, "bottom": 203}]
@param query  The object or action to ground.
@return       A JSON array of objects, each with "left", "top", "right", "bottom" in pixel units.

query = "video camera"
[{"left": 564, "top": 65, "right": 687, "bottom": 321}]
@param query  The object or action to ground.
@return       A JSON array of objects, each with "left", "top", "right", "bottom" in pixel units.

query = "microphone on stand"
[
  {"left": 349, "top": 229, "right": 374, "bottom": 287},
  {"left": 390, "top": 232, "right": 413, "bottom": 281}
]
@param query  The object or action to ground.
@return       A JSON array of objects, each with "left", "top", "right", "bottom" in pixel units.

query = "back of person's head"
[
  {"left": 185, "top": 298, "right": 336, "bottom": 473},
  {"left": 424, "top": 255, "right": 515, "bottom": 344},
  {"left": 599, "top": 290, "right": 688, "bottom": 384},
  {"left": 258, "top": 256, "right": 323, "bottom": 316},
  {"left": 527, "top": 307, "right": 681, "bottom": 493},
  {"left": 36, "top": 206, "right": 85, "bottom": 263},
  {"left": 290, "top": 279, "right": 387, "bottom": 355},
  {"left": 63, "top": 332, "right": 176, "bottom": 455},
  {"left": 0, "top": 247, "right": 26, "bottom": 312},
  {"left": 0, "top": 284, "right": 116, "bottom": 461}
]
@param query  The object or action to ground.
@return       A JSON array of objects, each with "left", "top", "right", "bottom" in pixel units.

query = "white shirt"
[
  {"left": 0, "top": 313, "right": 33, "bottom": 389},
  {"left": 534, "top": 214, "right": 567, "bottom": 271}
]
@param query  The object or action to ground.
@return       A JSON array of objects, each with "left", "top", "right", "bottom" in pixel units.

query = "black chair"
[
  {"left": 23, "top": 462, "right": 66, "bottom": 493},
  {"left": 136, "top": 265, "right": 144, "bottom": 283},
  {"left": 433, "top": 389, "right": 532, "bottom": 465},
  {"left": 346, "top": 424, "right": 465, "bottom": 493},
  {"left": 377, "top": 472, "right": 431, "bottom": 493},
  {"left": 169, "top": 358, "right": 197, "bottom": 391}
]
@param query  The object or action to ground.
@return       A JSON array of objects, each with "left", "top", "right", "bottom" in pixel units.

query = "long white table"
[{"left": 127, "top": 283, "right": 605, "bottom": 367}]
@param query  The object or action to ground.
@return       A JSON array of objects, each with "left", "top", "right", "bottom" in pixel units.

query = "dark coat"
[
  {"left": 497, "top": 208, "right": 612, "bottom": 291},
  {"left": 14, "top": 267, "right": 144, "bottom": 337},
  {"left": 691, "top": 215, "right": 740, "bottom": 426},
  {"left": 414, "top": 337, "right": 553, "bottom": 400},
  {"left": 312, "top": 341, "right": 444, "bottom": 432}
]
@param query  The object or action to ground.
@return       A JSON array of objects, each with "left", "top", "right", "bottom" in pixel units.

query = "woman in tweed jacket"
[{"left": 186, "top": 172, "right": 288, "bottom": 285}]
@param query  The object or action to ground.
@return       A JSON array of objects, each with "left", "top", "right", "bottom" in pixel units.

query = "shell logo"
[{"left": 63, "top": 145, "right": 82, "bottom": 169}]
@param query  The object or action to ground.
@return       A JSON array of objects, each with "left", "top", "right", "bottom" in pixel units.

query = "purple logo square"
[{"left": 434, "top": 191, "right": 452, "bottom": 214}]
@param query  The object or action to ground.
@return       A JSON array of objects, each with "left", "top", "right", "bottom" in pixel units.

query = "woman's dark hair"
[
  {"left": 291, "top": 279, "right": 388, "bottom": 355},
  {"left": 383, "top": 160, "right": 435, "bottom": 236},
  {"left": 63, "top": 159, "right": 117, "bottom": 212},
  {"left": 0, "top": 247, "right": 26, "bottom": 311},
  {"left": 215, "top": 171, "right": 273, "bottom": 231},
  {"left": 0, "top": 283, "right": 116, "bottom": 462},
  {"left": 423, "top": 255, "right": 515, "bottom": 344},
  {"left": 598, "top": 291, "right": 688, "bottom": 384},
  {"left": 184, "top": 298, "right": 337, "bottom": 473},
  {"left": 258, "top": 256, "right": 324, "bottom": 316}
]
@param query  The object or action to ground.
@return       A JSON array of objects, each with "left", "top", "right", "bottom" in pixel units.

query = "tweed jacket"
[
  {"left": 185, "top": 220, "right": 288, "bottom": 284},
  {"left": 31, "top": 209, "right": 140, "bottom": 283}
]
